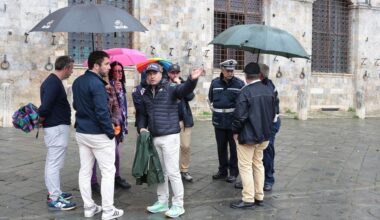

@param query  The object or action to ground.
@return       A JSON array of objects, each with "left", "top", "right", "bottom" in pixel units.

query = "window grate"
[
  {"left": 68, "top": 0, "right": 133, "bottom": 64},
  {"left": 312, "top": 0, "right": 350, "bottom": 73},
  {"left": 214, "top": 0, "right": 262, "bottom": 70}
]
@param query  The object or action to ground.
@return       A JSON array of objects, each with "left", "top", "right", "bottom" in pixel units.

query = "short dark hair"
[
  {"left": 88, "top": 51, "right": 109, "bottom": 70},
  {"left": 245, "top": 73, "right": 260, "bottom": 80},
  {"left": 55, "top": 56, "right": 74, "bottom": 71}
]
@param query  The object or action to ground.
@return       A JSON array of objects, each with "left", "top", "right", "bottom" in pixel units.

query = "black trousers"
[{"left": 214, "top": 128, "right": 239, "bottom": 177}]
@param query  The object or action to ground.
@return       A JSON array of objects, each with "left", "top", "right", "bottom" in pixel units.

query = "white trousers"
[
  {"left": 44, "top": 125, "right": 70, "bottom": 201},
  {"left": 76, "top": 132, "right": 116, "bottom": 211},
  {"left": 153, "top": 133, "right": 184, "bottom": 207}
]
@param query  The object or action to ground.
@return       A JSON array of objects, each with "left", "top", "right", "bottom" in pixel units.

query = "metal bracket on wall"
[
  {"left": 150, "top": 46, "right": 155, "bottom": 56},
  {"left": 300, "top": 68, "right": 305, "bottom": 79},
  {"left": 169, "top": 48, "right": 174, "bottom": 56},
  {"left": 204, "top": 49, "right": 209, "bottom": 58},
  {"left": 361, "top": 58, "right": 367, "bottom": 66},
  {"left": 273, "top": 56, "right": 278, "bottom": 62},
  {"left": 187, "top": 48, "right": 192, "bottom": 57},
  {"left": 51, "top": 34, "right": 56, "bottom": 45},
  {"left": 24, "top": 32, "right": 29, "bottom": 43},
  {"left": 374, "top": 59, "right": 380, "bottom": 66}
]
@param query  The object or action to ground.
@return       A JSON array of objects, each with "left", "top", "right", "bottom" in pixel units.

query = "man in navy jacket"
[
  {"left": 39, "top": 55, "right": 76, "bottom": 211},
  {"left": 137, "top": 63, "right": 203, "bottom": 218},
  {"left": 72, "top": 51, "right": 123, "bottom": 219}
]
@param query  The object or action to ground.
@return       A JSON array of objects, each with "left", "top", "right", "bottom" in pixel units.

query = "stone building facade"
[{"left": 0, "top": 0, "right": 380, "bottom": 127}]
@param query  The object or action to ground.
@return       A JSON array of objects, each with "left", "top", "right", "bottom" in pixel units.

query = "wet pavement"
[{"left": 0, "top": 119, "right": 380, "bottom": 220}]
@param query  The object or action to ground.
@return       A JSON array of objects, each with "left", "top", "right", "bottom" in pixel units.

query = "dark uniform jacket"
[
  {"left": 208, "top": 74, "right": 245, "bottom": 129},
  {"left": 232, "top": 80, "right": 275, "bottom": 145},
  {"left": 72, "top": 70, "right": 114, "bottom": 139},
  {"left": 137, "top": 77, "right": 198, "bottom": 137}
]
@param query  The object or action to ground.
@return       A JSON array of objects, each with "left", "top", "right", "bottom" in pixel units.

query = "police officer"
[{"left": 208, "top": 59, "right": 245, "bottom": 183}]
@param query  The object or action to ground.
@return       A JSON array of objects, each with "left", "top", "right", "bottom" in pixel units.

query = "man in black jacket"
[
  {"left": 230, "top": 62, "right": 275, "bottom": 209},
  {"left": 72, "top": 51, "right": 123, "bottom": 219},
  {"left": 137, "top": 63, "right": 203, "bottom": 218},
  {"left": 167, "top": 64, "right": 195, "bottom": 182}
]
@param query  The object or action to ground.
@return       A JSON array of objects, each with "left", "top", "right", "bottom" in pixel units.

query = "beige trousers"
[
  {"left": 237, "top": 141, "right": 269, "bottom": 202},
  {"left": 179, "top": 121, "right": 192, "bottom": 172}
]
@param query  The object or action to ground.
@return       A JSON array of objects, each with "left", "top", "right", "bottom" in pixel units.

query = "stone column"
[{"left": 0, "top": 83, "right": 13, "bottom": 127}]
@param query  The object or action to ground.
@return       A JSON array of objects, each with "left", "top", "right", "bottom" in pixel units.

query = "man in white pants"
[
  {"left": 39, "top": 55, "right": 76, "bottom": 210},
  {"left": 72, "top": 51, "right": 123, "bottom": 220},
  {"left": 137, "top": 63, "right": 203, "bottom": 218}
]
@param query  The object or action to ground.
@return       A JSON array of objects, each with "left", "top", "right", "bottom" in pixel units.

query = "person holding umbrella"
[
  {"left": 137, "top": 63, "right": 203, "bottom": 218},
  {"left": 208, "top": 59, "right": 245, "bottom": 183}
]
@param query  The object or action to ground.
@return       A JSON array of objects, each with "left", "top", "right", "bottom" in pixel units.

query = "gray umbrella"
[
  {"left": 210, "top": 24, "right": 309, "bottom": 60},
  {"left": 30, "top": 4, "right": 147, "bottom": 50}
]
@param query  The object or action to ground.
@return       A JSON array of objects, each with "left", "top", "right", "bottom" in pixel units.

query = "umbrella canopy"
[
  {"left": 210, "top": 24, "right": 309, "bottom": 59},
  {"left": 30, "top": 4, "right": 147, "bottom": 33},
  {"left": 83, "top": 48, "right": 148, "bottom": 67},
  {"left": 136, "top": 58, "right": 172, "bottom": 73},
  {"left": 29, "top": 4, "right": 147, "bottom": 50}
]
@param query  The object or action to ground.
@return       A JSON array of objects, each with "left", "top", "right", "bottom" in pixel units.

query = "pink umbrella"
[{"left": 83, "top": 48, "right": 148, "bottom": 67}]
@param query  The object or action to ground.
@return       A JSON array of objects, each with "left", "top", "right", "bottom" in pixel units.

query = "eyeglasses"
[{"left": 169, "top": 71, "right": 180, "bottom": 74}]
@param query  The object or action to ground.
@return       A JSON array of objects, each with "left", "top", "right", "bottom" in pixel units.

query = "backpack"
[{"left": 12, "top": 103, "right": 40, "bottom": 136}]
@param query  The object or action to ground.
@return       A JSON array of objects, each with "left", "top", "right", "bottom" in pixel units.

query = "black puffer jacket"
[
  {"left": 137, "top": 77, "right": 198, "bottom": 137},
  {"left": 232, "top": 81, "right": 275, "bottom": 145}
]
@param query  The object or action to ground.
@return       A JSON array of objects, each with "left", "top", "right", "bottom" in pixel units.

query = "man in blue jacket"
[
  {"left": 72, "top": 51, "right": 123, "bottom": 220},
  {"left": 230, "top": 62, "right": 275, "bottom": 209},
  {"left": 39, "top": 55, "right": 76, "bottom": 210},
  {"left": 137, "top": 63, "right": 203, "bottom": 218}
]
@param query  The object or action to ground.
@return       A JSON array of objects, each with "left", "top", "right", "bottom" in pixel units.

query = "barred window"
[
  {"left": 312, "top": 0, "right": 350, "bottom": 73},
  {"left": 68, "top": 0, "right": 133, "bottom": 64},
  {"left": 214, "top": 0, "right": 262, "bottom": 70}
]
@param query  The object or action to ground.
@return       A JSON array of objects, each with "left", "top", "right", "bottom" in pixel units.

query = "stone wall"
[
  {"left": 0, "top": 0, "right": 68, "bottom": 127},
  {"left": 1, "top": 0, "right": 380, "bottom": 127}
]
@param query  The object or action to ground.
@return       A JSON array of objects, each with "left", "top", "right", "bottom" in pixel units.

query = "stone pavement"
[{"left": 0, "top": 119, "right": 380, "bottom": 220}]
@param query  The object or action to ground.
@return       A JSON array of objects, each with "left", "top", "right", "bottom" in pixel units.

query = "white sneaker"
[
  {"left": 84, "top": 204, "right": 102, "bottom": 217},
  {"left": 102, "top": 207, "right": 124, "bottom": 220}
]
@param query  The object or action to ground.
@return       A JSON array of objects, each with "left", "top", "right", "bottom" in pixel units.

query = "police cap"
[{"left": 220, "top": 59, "right": 237, "bottom": 70}]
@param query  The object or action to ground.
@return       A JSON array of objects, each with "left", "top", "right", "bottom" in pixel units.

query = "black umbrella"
[{"left": 30, "top": 4, "right": 147, "bottom": 50}]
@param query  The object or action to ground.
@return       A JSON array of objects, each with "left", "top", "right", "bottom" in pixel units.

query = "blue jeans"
[{"left": 263, "top": 118, "right": 281, "bottom": 186}]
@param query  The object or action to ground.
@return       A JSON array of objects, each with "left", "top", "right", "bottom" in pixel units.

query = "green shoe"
[
  {"left": 165, "top": 205, "right": 185, "bottom": 218},
  {"left": 146, "top": 201, "right": 169, "bottom": 213}
]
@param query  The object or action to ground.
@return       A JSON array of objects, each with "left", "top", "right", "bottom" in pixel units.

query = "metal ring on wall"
[
  {"left": 1, "top": 60, "right": 10, "bottom": 70},
  {"left": 276, "top": 67, "right": 282, "bottom": 78},
  {"left": 45, "top": 63, "right": 53, "bottom": 71}
]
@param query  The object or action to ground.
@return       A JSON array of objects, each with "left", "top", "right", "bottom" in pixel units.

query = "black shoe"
[
  {"left": 181, "top": 172, "right": 193, "bottom": 182},
  {"left": 263, "top": 184, "right": 272, "bottom": 191},
  {"left": 91, "top": 183, "right": 101, "bottom": 194},
  {"left": 212, "top": 171, "right": 227, "bottom": 180},
  {"left": 226, "top": 175, "right": 237, "bottom": 183},
  {"left": 230, "top": 200, "right": 255, "bottom": 209},
  {"left": 254, "top": 200, "right": 264, "bottom": 206},
  {"left": 115, "top": 176, "right": 131, "bottom": 189},
  {"left": 234, "top": 181, "right": 243, "bottom": 189}
]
